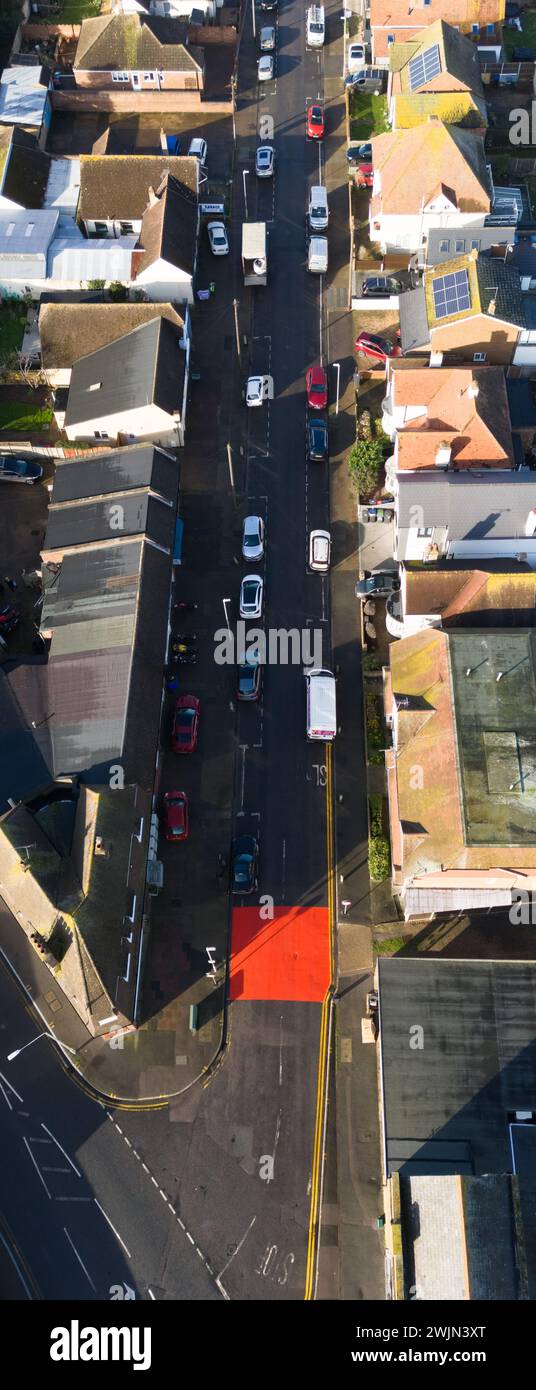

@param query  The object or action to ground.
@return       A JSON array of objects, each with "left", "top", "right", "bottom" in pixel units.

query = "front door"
[{"left": 131, "top": 72, "right": 142, "bottom": 90}]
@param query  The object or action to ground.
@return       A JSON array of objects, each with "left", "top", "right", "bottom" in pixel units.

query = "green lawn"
[
  {"left": 0, "top": 402, "right": 53, "bottom": 431},
  {"left": 56, "top": 0, "right": 103, "bottom": 21},
  {"left": 502, "top": 10, "right": 536, "bottom": 57},
  {"left": 0, "top": 305, "right": 27, "bottom": 367},
  {"left": 350, "top": 94, "right": 389, "bottom": 143}
]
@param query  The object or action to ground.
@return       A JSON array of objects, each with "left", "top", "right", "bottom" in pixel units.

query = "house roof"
[
  {"left": 44, "top": 441, "right": 178, "bottom": 555},
  {"left": 390, "top": 365, "right": 515, "bottom": 470},
  {"left": 0, "top": 127, "right": 51, "bottom": 209},
  {"left": 398, "top": 285, "right": 430, "bottom": 352},
  {"left": 39, "top": 301, "right": 186, "bottom": 370},
  {"left": 50, "top": 443, "right": 176, "bottom": 503},
  {"left": 391, "top": 20, "right": 484, "bottom": 99},
  {"left": 403, "top": 564, "right": 536, "bottom": 624},
  {"left": 391, "top": 91, "right": 486, "bottom": 130},
  {"left": 0, "top": 67, "right": 48, "bottom": 129},
  {"left": 47, "top": 236, "right": 136, "bottom": 284},
  {"left": 64, "top": 316, "right": 184, "bottom": 429},
  {"left": 371, "top": 123, "right": 491, "bottom": 216},
  {"left": 425, "top": 224, "right": 516, "bottom": 266},
  {"left": 371, "top": 0, "right": 504, "bottom": 33},
  {"left": 396, "top": 468, "right": 536, "bottom": 541},
  {"left": 134, "top": 172, "right": 197, "bottom": 277},
  {"left": 399, "top": 249, "right": 527, "bottom": 351},
  {"left": 378, "top": 958, "right": 536, "bottom": 1178},
  {"left": 74, "top": 13, "right": 201, "bottom": 72},
  {"left": 77, "top": 154, "right": 198, "bottom": 222},
  {"left": 0, "top": 207, "right": 58, "bottom": 258}
]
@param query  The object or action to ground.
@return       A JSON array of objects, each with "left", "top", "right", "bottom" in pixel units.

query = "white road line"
[
  {"left": 0, "top": 1071, "right": 23, "bottom": 1106},
  {"left": 0, "top": 1229, "right": 32, "bottom": 1300},
  {"left": 23, "top": 1137, "right": 51, "bottom": 1199},
  {"left": 41, "top": 1123, "right": 81, "bottom": 1177},
  {"left": 42, "top": 1165, "right": 71, "bottom": 1174},
  {"left": 148, "top": 1288, "right": 156, "bottom": 1300},
  {"left": 279, "top": 1015, "right": 283, "bottom": 1086},
  {"left": 63, "top": 1227, "right": 97, "bottom": 1292},
  {"left": 94, "top": 1199, "right": 132, "bottom": 1259},
  {"left": 282, "top": 838, "right": 286, "bottom": 887},
  {"left": 216, "top": 1214, "right": 257, "bottom": 1284},
  {"left": 0, "top": 1079, "right": 13, "bottom": 1111},
  {"left": 239, "top": 745, "right": 247, "bottom": 811}
]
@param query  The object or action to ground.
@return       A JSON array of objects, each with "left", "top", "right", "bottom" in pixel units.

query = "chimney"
[
  {"left": 435, "top": 440, "right": 452, "bottom": 469},
  {"left": 488, "top": 299, "right": 496, "bottom": 315},
  {"left": 467, "top": 383, "right": 479, "bottom": 399},
  {"left": 147, "top": 185, "right": 159, "bottom": 208},
  {"left": 525, "top": 510, "right": 536, "bottom": 538}
]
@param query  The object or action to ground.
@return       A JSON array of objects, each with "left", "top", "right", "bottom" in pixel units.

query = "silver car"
[
  {"left": 260, "top": 25, "right": 276, "bottom": 50},
  {"left": 258, "top": 55, "right": 274, "bottom": 81},
  {"left": 242, "top": 515, "right": 265, "bottom": 562},
  {"left": 207, "top": 220, "right": 229, "bottom": 256},
  {"left": 246, "top": 375, "right": 265, "bottom": 406},
  {"left": 255, "top": 145, "right": 275, "bottom": 178},
  {"left": 240, "top": 574, "right": 264, "bottom": 620}
]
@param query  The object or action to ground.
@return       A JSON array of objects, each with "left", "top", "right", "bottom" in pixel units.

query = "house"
[
  {"left": 369, "top": 123, "right": 491, "bottom": 256},
  {"left": 76, "top": 154, "right": 199, "bottom": 238},
  {"left": 131, "top": 172, "right": 198, "bottom": 302},
  {"left": 0, "top": 66, "right": 50, "bottom": 132},
  {"left": 39, "top": 300, "right": 189, "bottom": 387},
  {"left": 399, "top": 247, "right": 536, "bottom": 370},
  {"left": 0, "top": 208, "right": 136, "bottom": 299},
  {"left": 42, "top": 441, "right": 179, "bottom": 561},
  {"left": 72, "top": 13, "right": 204, "bottom": 93},
  {"left": 370, "top": 0, "right": 505, "bottom": 64},
  {"left": 381, "top": 365, "right": 518, "bottom": 493},
  {"left": 60, "top": 316, "right": 188, "bottom": 446},
  {"left": 383, "top": 628, "right": 536, "bottom": 915},
  {"left": 416, "top": 223, "right": 518, "bottom": 270},
  {"left": 394, "top": 469, "right": 536, "bottom": 564},
  {"left": 387, "top": 21, "right": 487, "bottom": 132},
  {"left": 385, "top": 560, "right": 536, "bottom": 639}
]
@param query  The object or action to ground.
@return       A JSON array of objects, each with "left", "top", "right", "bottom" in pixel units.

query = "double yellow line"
[{"left": 304, "top": 742, "right": 335, "bottom": 1300}]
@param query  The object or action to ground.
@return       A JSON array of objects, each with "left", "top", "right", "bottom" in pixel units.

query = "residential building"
[
  {"left": 417, "top": 223, "right": 518, "bottom": 270},
  {"left": 0, "top": 208, "right": 136, "bottom": 299},
  {"left": 39, "top": 300, "right": 189, "bottom": 387},
  {"left": 399, "top": 248, "right": 536, "bottom": 369},
  {"left": 369, "top": 123, "right": 491, "bottom": 256},
  {"left": 0, "top": 66, "right": 50, "bottom": 132},
  {"left": 386, "top": 561, "right": 536, "bottom": 639},
  {"left": 72, "top": 13, "right": 204, "bottom": 93},
  {"left": 132, "top": 171, "right": 198, "bottom": 302},
  {"left": 370, "top": 0, "right": 505, "bottom": 64},
  {"left": 76, "top": 154, "right": 198, "bottom": 238},
  {"left": 60, "top": 316, "right": 188, "bottom": 446},
  {"left": 394, "top": 469, "right": 536, "bottom": 564},
  {"left": 387, "top": 21, "right": 487, "bottom": 132},
  {"left": 381, "top": 364, "right": 518, "bottom": 493}
]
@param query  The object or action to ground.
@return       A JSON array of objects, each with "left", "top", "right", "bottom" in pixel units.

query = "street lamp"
[
  {"left": 333, "top": 362, "right": 341, "bottom": 415},
  {"left": 7, "top": 1030, "right": 76, "bottom": 1062},
  {"left": 222, "top": 598, "right": 232, "bottom": 638},
  {"left": 242, "top": 169, "right": 249, "bottom": 219},
  {"left": 251, "top": 0, "right": 256, "bottom": 39}
]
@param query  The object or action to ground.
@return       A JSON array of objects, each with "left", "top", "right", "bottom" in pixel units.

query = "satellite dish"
[{"left": 253, "top": 257, "right": 266, "bottom": 275}]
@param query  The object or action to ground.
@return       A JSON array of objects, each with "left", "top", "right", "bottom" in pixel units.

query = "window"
[
  {"left": 94, "top": 430, "right": 109, "bottom": 439},
  {"left": 93, "top": 220, "right": 108, "bottom": 236},
  {"left": 487, "top": 24, "right": 494, "bottom": 35},
  {"left": 142, "top": 71, "right": 155, "bottom": 82},
  {"left": 408, "top": 43, "right": 441, "bottom": 92},
  {"left": 473, "top": 351, "right": 486, "bottom": 362},
  {"left": 472, "top": 23, "right": 479, "bottom": 34},
  {"left": 417, "top": 528, "right": 433, "bottom": 537},
  {"left": 387, "top": 34, "right": 394, "bottom": 45},
  {"left": 112, "top": 71, "right": 129, "bottom": 82},
  {"left": 119, "top": 221, "right": 134, "bottom": 235},
  {"left": 432, "top": 268, "right": 471, "bottom": 319},
  {"left": 470, "top": 239, "right": 480, "bottom": 251},
  {"left": 87, "top": 381, "right": 102, "bottom": 392},
  {"left": 5, "top": 222, "right": 15, "bottom": 238},
  {"left": 24, "top": 223, "right": 35, "bottom": 238},
  {"left": 454, "top": 239, "right": 465, "bottom": 254},
  {"left": 439, "top": 239, "right": 450, "bottom": 253}
]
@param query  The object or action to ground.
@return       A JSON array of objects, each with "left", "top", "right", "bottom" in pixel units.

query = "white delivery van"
[
  {"left": 306, "top": 5, "right": 325, "bottom": 48},
  {"left": 305, "top": 668, "right": 337, "bottom": 741},
  {"left": 308, "top": 236, "right": 328, "bottom": 273},
  {"left": 308, "top": 185, "right": 328, "bottom": 231}
]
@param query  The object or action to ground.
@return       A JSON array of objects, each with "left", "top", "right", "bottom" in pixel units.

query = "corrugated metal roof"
[
  {"left": 0, "top": 67, "right": 48, "bottom": 128},
  {"left": 47, "top": 236, "right": 135, "bottom": 282},
  {"left": 0, "top": 208, "right": 58, "bottom": 256}
]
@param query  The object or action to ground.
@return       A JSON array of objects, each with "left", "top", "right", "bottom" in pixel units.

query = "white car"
[
  {"left": 347, "top": 42, "right": 367, "bottom": 73},
  {"left": 258, "top": 55, "right": 274, "bottom": 81},
  {"left": 207, "top": 220, "right": 229, "bottom": 255},
  {"left": 240, "top": 574, "right": 264, "bottom": 619},
  {"left": 246, "top": 375, "right": 265, "bottom": 406},
  {"left": 242, "top": 515, "right": 265, "bottom": 562},
  {"left": 260, "top": 25, "right": 276, "bottom": 50},
  {"left": 188, "top": 137, "right": 208, "bottom": 165},
  {"left": 309, "top": 529, "right": 331, "bottom": 572},
  {"left": 255, "top": 145, "right": 275, "bottom": 178}
]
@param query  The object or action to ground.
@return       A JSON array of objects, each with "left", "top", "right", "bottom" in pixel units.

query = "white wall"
[
  {"left": 448, "top": 538, "right": 536, "bottom": 563},
  {"left": 136, "top": 256, "right": 194, "bottom": 304},
  {"left": 64, "top": 401, "right": 180, "bottom": 445},
  {"left": 370, "top": 210, "right": 487, "bottom": 256}
]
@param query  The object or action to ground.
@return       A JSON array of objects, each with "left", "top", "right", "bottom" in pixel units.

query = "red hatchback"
[
  {"left": 306, "top": 364, "right": 328, "bottom": 410},
  {"left": 172, "top": 694, "right": 200, "bottom": 753},
  {"left": 307, "top": 103, "right": 324, "bottom": 140},
  {"left": 354, "top": 162, "right": 373, "bottom": 189},
  {"left": 163, "top": 790, "right": 189, "bottom": 841},
  {"left": 354, "top": 331, "right": 402, "bottom": 364}
]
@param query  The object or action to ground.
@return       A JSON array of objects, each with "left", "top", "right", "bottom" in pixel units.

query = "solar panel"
[
  {"left": 408, "top": 43, "right": 441, "bottom": 92},
  {"left": 432, "top": 268, "right": 471, "bottom": 320}
]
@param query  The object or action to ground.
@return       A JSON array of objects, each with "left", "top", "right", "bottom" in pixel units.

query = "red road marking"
[{"left": 230, "top": 906, "right": 330, "bottom": 1002}]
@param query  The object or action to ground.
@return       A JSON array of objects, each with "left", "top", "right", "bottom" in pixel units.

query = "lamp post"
[
  {"left": 7, "top": 1031, "right": 76, "bottom": 1062},
  {"left": 242, "top": 169, "right": 249, "bottom": 219},
  {"left": 333, "top": 362, "right": 341, "bottom": 415}
]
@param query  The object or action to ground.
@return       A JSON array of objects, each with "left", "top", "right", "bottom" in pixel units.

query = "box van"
[
  {"left": 308, "top": 184, "right": 328, "bottom": 231},
  {"left": 305, "top": 668, "right": 337, "bottom": 742},
  {"left": 308, "top": 235, "right": 328, "bottom": 273},
  {"left": 306, "top": 5, "right": 325, "bottom": 48}
]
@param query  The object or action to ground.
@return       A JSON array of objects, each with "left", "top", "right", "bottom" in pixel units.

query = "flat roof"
[
  {"left": 0, "top": 68, "right": 48, "bottom": 129},
  {"left": 242, "top": 222, "right": 266, "bottom": 258}
]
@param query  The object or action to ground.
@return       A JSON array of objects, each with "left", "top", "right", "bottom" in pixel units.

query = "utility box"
[{"left": 242, "top": 222, "right": 267, "bottom": 286}]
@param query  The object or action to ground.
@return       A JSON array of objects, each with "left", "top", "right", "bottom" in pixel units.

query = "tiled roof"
[
  {"left": 74, "top": 14, "right": 201, "bottom": 73},
  {"left": 371, "top": 123, "right": 491, "bottom": 216},
  {"left": 391, "top": 365, "right": 514, "bottom": 470},
  {"left": 39, "top": 301, "right": 185, "bottom": 369},
  {"left": 77, "top": 154, "right": 198, "bottom": 221},
  {"left": 134, "top": 172, "right": 198, "bottom": 277}
]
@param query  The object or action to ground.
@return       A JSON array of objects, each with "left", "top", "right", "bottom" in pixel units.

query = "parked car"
[
  {"left": 207, "top": 221, "right": 229, "bottom": 256},
  {"left": 239, "top": 574, "right": 264, "bottom": 620},
  {"left": 242, "top": 514, "right": 265, "bottom": 562},
  {"left": 309, "top": 529, "right": 331, "bottom": 572},
  {"left": 347, "top": 42, "right": 367, "bottom": 72},
  {"left": 307, "top": 416, "right": 329, "bottom": 462},
  {"left": 260, "top": 25, "right": 276, "bottom": 50},
  {"left": 256, "top": 145, "right": 275, "bottom": 178},
  {"left": 258, "top": 54, "right": 274, "bottom": 81},
  {"left": 231, "top": 834, "right": 259, "bottom": 893},
  {"left": 306, "top": 364, "right": 328, "bottom": 410},
  {"left": 163, "top": 790, "right": 189, "bottom": 841},
  {"left": 355, "top": 571, "right": 400, "bottom": 599},
  {"left": 188, "top": 137, "right": 208, "bottom": 165},
  {"left": 344, "top": 68, "right": 385, "bottom": 93},
  {"left": 0, "top": 456, "right": 43, "bottom": 484},
  {"left": 347, "top": 142, "right": 372, "bottom": 166},
  {"left": 307, "top": 103, "right": 324, "bottom": 139},
  {"left": 172, "top": 695, "right": 200, "bottom": 754},
  {"left": 0, "top": 606, "right": 20, "bottom": 641},
  {"left": 361, "top": 275, "right": 401, "bottom": 297},
  {"left": 246, "top": 375, "right": 265, "bottom": 406},
  {"left": 237, "top": 652, "right": 262, "bottom": 702},
  {"left": 354, "top": 162, "right": 373, "bottom": 189},
  {"left": 260, "top": 0, "right": 277, "bottom": 9},
  {"left": 355, "top": 331, "right": 402, "bottom": 363}
]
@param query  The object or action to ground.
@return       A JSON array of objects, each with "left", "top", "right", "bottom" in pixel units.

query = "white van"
[
  {"left": 305, "top": 668, "right": 336, "bottom": 742},
  {"left": 308, "top": 184, "right": 328, "bottom": 231},
  {"left": 308, "top": 235, "right": 328, "bottom": 273},
  {"left": 306, "top": 5, "right": 325, "bottom": 48}
]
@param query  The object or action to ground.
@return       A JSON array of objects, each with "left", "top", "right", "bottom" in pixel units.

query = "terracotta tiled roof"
[
  {"left": 390, "top": 365, "right": 514, "bottom": 470},
  {"left": 371, "top": 123, "right": 491, "bottom": 215}
]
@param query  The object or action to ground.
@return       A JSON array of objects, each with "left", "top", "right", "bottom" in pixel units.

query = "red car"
[
  {"left": 172, "top": 694, "right": 200, "bottom": 753},
  {"left": 354, "top": 331, "right": 402, "bottom": 364},
  {"left": 307, "top": 103, "right": 324, "bottom": 140},
  {"left": 306, "top": 364, "right": 328, "bottom": 410},
  {"left": 163, "top": 790, "right": 189, "bottom": 841},
  {"left": 354, "top": 162, "right": 373, "bottom": 189}
]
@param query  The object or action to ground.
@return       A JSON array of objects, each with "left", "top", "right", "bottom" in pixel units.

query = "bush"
[
  {"left": 366, "top": 687, "right": 384, "bottom": 765},
  {"left": 87, "top": 279, "right": 105, "bottom": 291},
  {"left": 348, "top": 436, "right": 385, "bottom": 495},
  {"left": 108, "top": 281, "right": 129, "bottom": 302},
  {"left": 369, "top": 835, "right": 391, "bottom": 883}
]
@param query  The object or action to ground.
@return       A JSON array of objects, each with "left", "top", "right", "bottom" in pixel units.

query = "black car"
[
  {"left": 307, "top": 416, "right": 329, "bottom": 463},
  {"left": 346, "top": 142, "right": 372, "bottom": 166},
  {"left": 231, "top": 835, "right": 259, "bottom": 894},
  {"left": 0, "top": 456, "right": 43, "bottom": 484},
  {"left": 259, "top": 0, "right": 277, "bottom": 8},
  {"left": 237, "top": 653, "right": 262, "bottom": 701},
  {"left": 362, "top": 275, "right": 402, "bottom": 297}
]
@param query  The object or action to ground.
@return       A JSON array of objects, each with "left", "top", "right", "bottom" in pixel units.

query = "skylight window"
[{"left": 408, "top": 43, "right": 441, "bottom": 92}]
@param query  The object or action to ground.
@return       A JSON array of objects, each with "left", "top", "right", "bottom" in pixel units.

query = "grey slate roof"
[
  {"left": 425, "top": 224, "right": 516, "bottom": 267},
  {"left": 399, "top": 285, "right": 430, "bottom": 352},
  {"left": 0, "top": 127, "right": 51, "bottom": 210},
  {"left": 476, "top": 253, "right": 526, "bottom": 327},
  {"left": 51, "top": 443, "right": 175, "bottom": 503},
  {"left": 64, "top": 316, "right": 183, "bottom": 429},
  {"left": 397, "top": 469, "right": 536, "bottom": 540},
  {"left": 135, "top": 173, "right": 197, "bottom": 277},
  {"left": 44, "top": 493, "right": 175, "bottom": 554}
]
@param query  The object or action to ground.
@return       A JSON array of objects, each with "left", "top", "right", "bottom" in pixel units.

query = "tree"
[
  {"left": 348, "top": 436, "right": 385, "bottom": 497},
  {"left": 108, "top": 281, "right": 129, "bottom": 302}
]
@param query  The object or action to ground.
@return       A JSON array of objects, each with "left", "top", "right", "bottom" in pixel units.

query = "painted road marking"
[
  {"left": 304, "top": 743, "right": 334, "bottom": 1300},
  {"left": 94, "top": 1199, "right": 131, "bottom": 1260},
  {"left": 23, "top": 1137, "right": 51, "bottom": 1199},
  {"left": 41, "top": 1122, "right": 81, "bottom": 1177},
  {"left": 64, "top": 1227, "right": 97, "bottom": 1292}
]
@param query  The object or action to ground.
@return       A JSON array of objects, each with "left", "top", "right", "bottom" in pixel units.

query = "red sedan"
[
  {"left": 306, "top": 364, "right": 328, "bottom": 410},
  {"left": 354, "top": 331, "right": 402, "bottom": 364},
  {"left": 307, "top": 103, "right": 324, "bottom": 140},
  {"left": 354, "top": 162, "right": 373, "bottom": 189},
  {"left": 172, "top": 694, "right": 200, "bottom": 753},
  {"left": 163, "top": 790, "right": 189, "bottom": 841}
]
